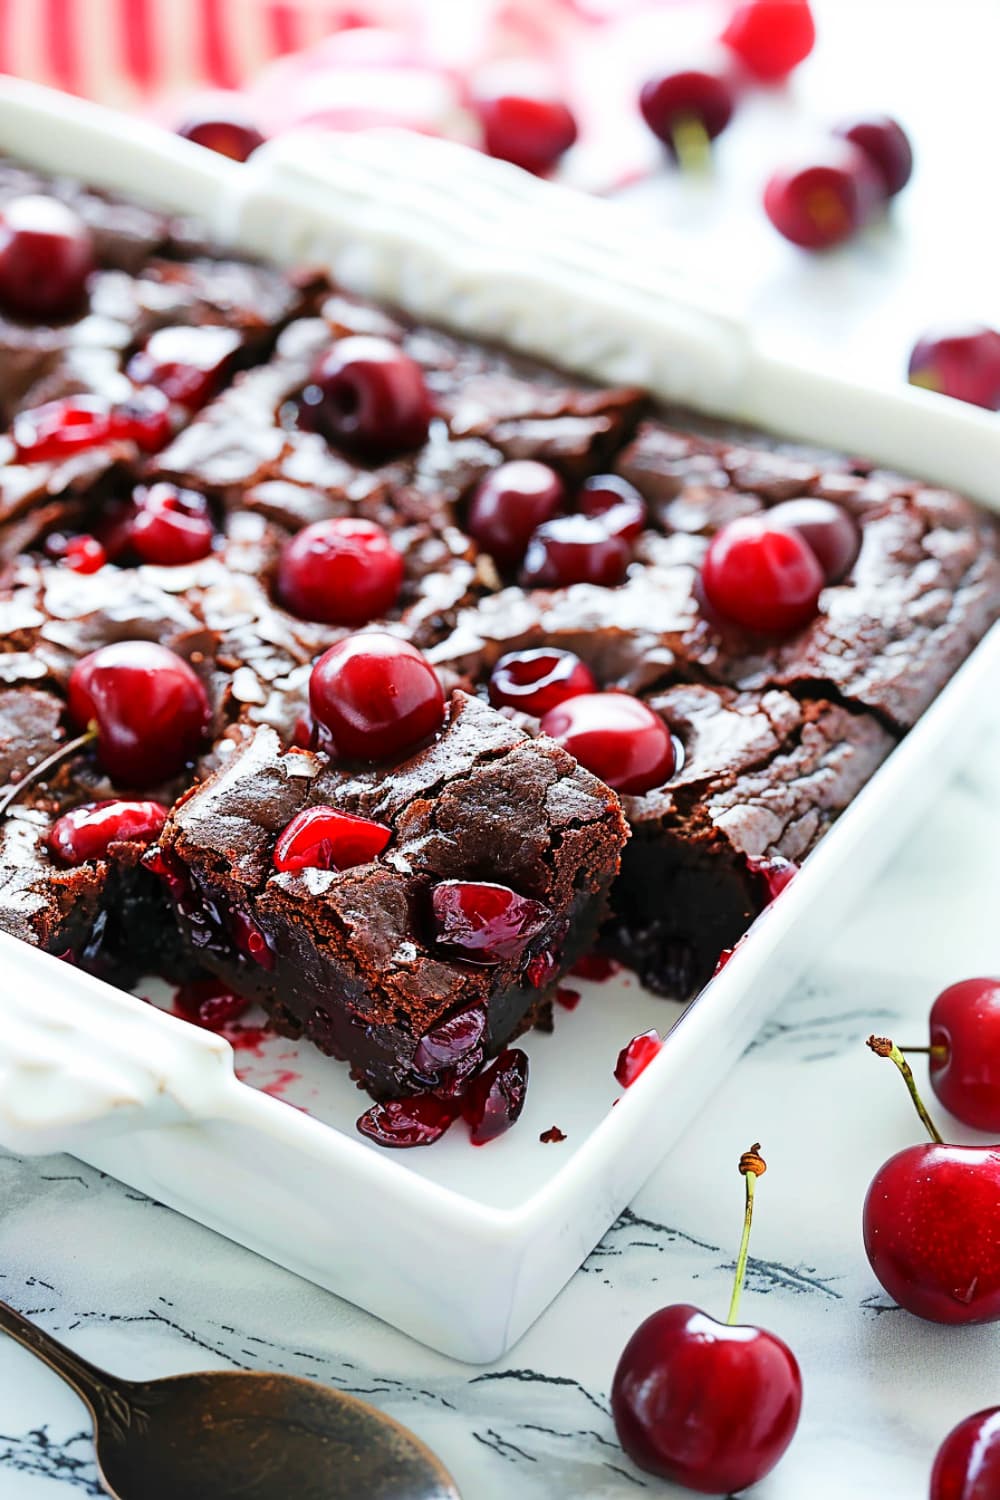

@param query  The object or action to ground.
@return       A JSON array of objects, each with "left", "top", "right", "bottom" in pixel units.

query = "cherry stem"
[
  {"left": 672, "top": 114, "right": 712, "bottom": 174},
  {"left": 899, "top": 1044, "right": 949, "bottom": 1061},
  {"left": 0, "top": 725, "right": 98, "bottom": 820},
  {"left": 727, "top": 1143, "right": 766, "bottom": 1326},
  {"left": 866, "top": 1035, "right": 944, "bottom": 1145}
]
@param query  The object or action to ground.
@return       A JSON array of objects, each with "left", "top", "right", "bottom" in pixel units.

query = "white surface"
[{"left": 2, "top": 0, "right": 1000, "bottom": 1487}]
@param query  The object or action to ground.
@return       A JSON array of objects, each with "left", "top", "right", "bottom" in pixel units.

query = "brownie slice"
[
  {"left": 599, "top": 684, "right": 894, "bottom": 995},
  {"left": 154, "top": 692, "right": 628, "bottom": 1098}
]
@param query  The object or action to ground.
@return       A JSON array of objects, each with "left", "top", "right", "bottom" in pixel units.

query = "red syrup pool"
[{"left": 570, "top": 953, "right": 621, "bottom": 982}]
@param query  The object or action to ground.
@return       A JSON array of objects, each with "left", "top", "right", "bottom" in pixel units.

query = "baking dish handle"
[{"left": 0, "top": 934, "right": 236, "bottom": 1157}]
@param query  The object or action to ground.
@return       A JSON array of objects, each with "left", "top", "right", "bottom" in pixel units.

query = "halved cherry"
[
  {"left": 47, "top": 799, "right": 170, "bottom": 865},
  {"left": 431, "top": 881, "right": 553, "bottom": 964},
  {"left": 488, "top": 648, "right": 597, "bottom": 717},
  {"left": 273, "top": 805, "right": 391, "bottom": 873}
]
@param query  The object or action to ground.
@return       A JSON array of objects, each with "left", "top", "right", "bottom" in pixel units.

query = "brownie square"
[{"left": 156, "top": 691, "right": 628, "bottom": 1097}]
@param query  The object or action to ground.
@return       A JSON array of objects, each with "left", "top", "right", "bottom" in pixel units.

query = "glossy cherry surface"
[
  {"left": 461, "top": 1048, "right": 529, "bottom": 1145},
  {"left": 174, "top": 977, "right": 251, "bottom": 1031},
  {"left": 521, "top": 513, "right": 631, "bottom": 588},
  {"left": 578, "top": 475, "right": 648, "bottom": 541},
  {"left": 702, "top": 515, "right": 825, "bottom": 632},
  {"left": 612, "top": 1304, "right": 802, "bottom": 1492},
  {"left": 615, "top": 1029, "right": 662, "bottom": 1088},
  {"left": 834, "top": 114, "right": 914, "bottom": 198},
  {"left": 277, "top": 517, "right": 404, "bottom": 625},
  {"left": 412, "top": 1003, "right": 488, "bottom": 1077},
  {"left": 175, "top": 102, "right": 265, "bottom": 161},
  {"left": 273, "top": 805, "right": 391, "bottom": 873},
  {"left": 639, "top": 66, "right": 736, "bottom": 156},
  {"left": 68, "top": 641, "right": 209, "bottom": 785},
  {"left": 62, "top": 535, "right": 107, "bottom": 574},
  {"left": 540, "top": 692, "right": 675, "bottom": 795},
  {"left": 0, "top": 195, "right": 94, "bottom": 320},
  {"left": 299, "top": 336, "right": 432, "bottom": 457},
  {"left": 764, "top": 141, "right": 882, "bottom": 249},
  {"left": 48, "top": 800, "right": 170, "bottom": 866},
  {"left": 720, "top": 0, "right": 816, "bottom": 80},
  {"left": 863, "top": 1141, "right": 1000, "bottom": 1323},
  {"left": 908, "top": 326, "right": 1000, "bottom": 410},
  {"left": 356, "top": 1095, "right": 458, "bottom": 1149},
  {"left": 309, "top": 634, "right": 445, "bottom": 762},
  {"left": 466, "top": 460, "right": 565, "bottom": 566},
  {"left": 431, "top": 881, "right": 552, "bottom": 964},
  {"left": 767, "top": 496, "right": 860, "bottom": 582},
  {"left": 931, "top": 1407, "right": 1000, "bottom": 1500},
  {"left": 488, "top": 648, "right": 596, "bottom": 717},
  {"left": 927, "top": 978, "right": 1000, "bottom": 1131},
  {"left": 472, "top": 69, "right": 578, "bottom": 174},
  {"left": 12, "top": 390, "right": 171, "bottom": 465},
  {"left": 127, "top": 324, "right": 243, "bottom": 410},
  {"left": 129, "top": 484, "right": 215, "bottom": 566}
]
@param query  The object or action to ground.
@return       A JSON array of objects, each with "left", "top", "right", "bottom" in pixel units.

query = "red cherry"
[
  {"left": 614, "top": 1029, "right": 662, "bottom": 1088},
  {"left": 702, "top": 516, "right": 825, "bottom": 633},
  {"left": 488, "top": 648, "right": 596, "bottom": 717},
  {"left": 908, "top": 326, "right": 1000, "bottom": 411},
  {"left": 864, "top": 1037, "right": 1000, "bottom": 1324},
  {"left": 431, "top": 881, "right": 553, "bottom": 965},
  {"left": 472, "top": 67, "right": 577, "bottom": 175},
  {"left": 0, "top": 195, "right": 94, "bottom": 320},
  {"left": 47, "top": 799, "right": 169, "bottom": 865},
  {"left": 925, "top": 978, "right": 1000, "bottom": 1132},
  {"left": 273, "top": 804, "right": 391, "bottom": 873},
  {"left": 309, "top": 633, "right": 445, "bottom": 762},
  {"left": 461, "top": 1048, "right": 530, "bottom": 1145},
  {"left": 931, "top": 1407, "right": 1000, "bottom": 1500},
  {"left": 766, "top": 497, "right": 860, "bottom": 583},
  {"left": 613, "top": 1304, "right": 802, "bottom": 1490},
  {"left": 68, "top": 641, "right": 210, "bottom": 785},
  {"left": 764, "top": 141, "right": 883, "bottom": 250},
  {"left": 127, "top": 324, "right": 243, "bottom": 410},
  {"left": 108, "top": 387, "right": 173, "bottom": 452},
  {"left": 612, "top": 1145, "right": 802, "bottom": 1491},
  {"left": 299, "top": 336, "right": 431, "bottom": 457},
  {"left": 63, "top": 535, "right": 107, "bottom": 574},
  {"left": 466, "top": 461, "right": 565, "bottom": 567},
  {"left": 174, "top": 978, "right": 251, "bottom": 1030},
  {"left": 277, "top": 518, "right": 404, "bottom": 626},
  {"left": 12, "top": 397, "right": 112, "bottom": 464},
  {"left": 175, "top": 100, "right": 265, "bottom": 162},
  {"left": 721, "top": 0, "right": 816, "bottom": 81},
  {"left": 129, "top": 484, "right": 215, "bottom": 566},
  {"left": 412, "top": 1003, "right": 488, "bottom": 1077},
  {"left": 356, "top": 1094, "right": 459, "bottom": 1149},
  {"left": 834, "top": 115, "right": 913, "bottom": 199},
  {"left": 639, "top": 65, "right": 736, "bottom": 161},
  {"left": 577, "top": 475, "right": 647, "bottom": 541},
  {"left": 231, "top": 909, "right": 275, "bottom": 970},
  {"left": 746, "top": 854, "right": 798, "bottom": 902},
  {"left": 521, "top": 514, "right": 631, "bottom": 589},
  {"left": 540, "top": 693, "right": 675, "bottom": 795}
]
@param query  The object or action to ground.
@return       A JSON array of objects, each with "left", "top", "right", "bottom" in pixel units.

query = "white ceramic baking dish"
[{"left": 1, "top": 78, "right": 998, "bottom": 1363}]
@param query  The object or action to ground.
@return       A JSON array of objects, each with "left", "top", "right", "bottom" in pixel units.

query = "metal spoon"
[{"left": 0, "top": 1299, "right": 461, "bottom": 1500}]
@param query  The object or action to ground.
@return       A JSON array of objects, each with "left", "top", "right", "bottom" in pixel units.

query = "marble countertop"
[{"left": 2, "top": 2, "right": 999, "bottom": 1495}]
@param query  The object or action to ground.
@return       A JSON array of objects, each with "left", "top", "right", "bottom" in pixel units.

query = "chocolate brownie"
[
  {"left": 156, "top": 692, "right": 627, "bottom": 1097},
  {"left": 0, "top": 155, "right": 997, "bottom": 1141}
]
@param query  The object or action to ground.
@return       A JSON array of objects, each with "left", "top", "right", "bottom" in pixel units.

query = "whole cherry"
[
  {"left": 277, "top": 517, "right": 404, "bottom": 625},
  {"left": 175, "top": 97, "right": 265, "bottom": 161},
  {"left": 299, "top": 336, "right": 432, "bottom": 458},
  {"left": 931, "top": 1407, "right": 1000, "bottom": 1500},
  {"left": 578, "top": 475, "right": 648, "bottom": 541},
  {"left": 612, "top": 1145, "right": 802, "bottom": 1492},
  {"left": 702, "top": 515, "right": 825, "bottom": 632},
  {"left": 0, "top": 195, "right": 95, "bottom": 321},
  {"left": 466, "top": 460, "right": 565, "bottom": 567},
  {"left": 863, "top": 1036, "right": 1000, "bottom": 1324},
  {"left": 521, "top": 513, "right": 632, "bottom": 589},
  {"left": 833, "top": 115, "right": 913, "bottom": 199},
  {"left": 67, "top": 641, "right": 210, "bottom": 786},
  {"left": 129, "top": 484, "right": 215, "bottom": 566},
  {"left": 488, "top": 648, "right": 597, "bottom": 718},
  {"left": 639, "top": 63, "right": 736, "bottom": 169},
  {"left": 902, "top": 978, "right": 1000, "bottom": 1132},
  {"left": 908, "top": 326, "right": 1000, "bottom": 411},
  {"left": 720, "top": 0, "right": 816, "bottom": 82},
  {"left": 471, "top": 64, "right": 578, "bottom": 175},
  {"left": 766, "top": 496, "right": 860, "bottom": 583},
  {"left": 764, "top": 140, "right": 883, "bottom": 250},
  {"left": 540, "top": 692, "right": 675, "bottom": 795},
  {"left": 309, "top": 633, "right": 445, "bottom": 762},
  {"left": 127, "top": 324, "right": 243, "bottom": 410}
]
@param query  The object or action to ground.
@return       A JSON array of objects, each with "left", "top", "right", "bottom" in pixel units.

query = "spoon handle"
[{"left": 0, "top": 1298, "right": 127, "bottom": 1414}]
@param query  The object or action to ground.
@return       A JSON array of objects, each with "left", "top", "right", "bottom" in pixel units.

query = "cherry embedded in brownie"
[{"left": 153, "top": 692, "right": 628, "bottom": 1098}]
